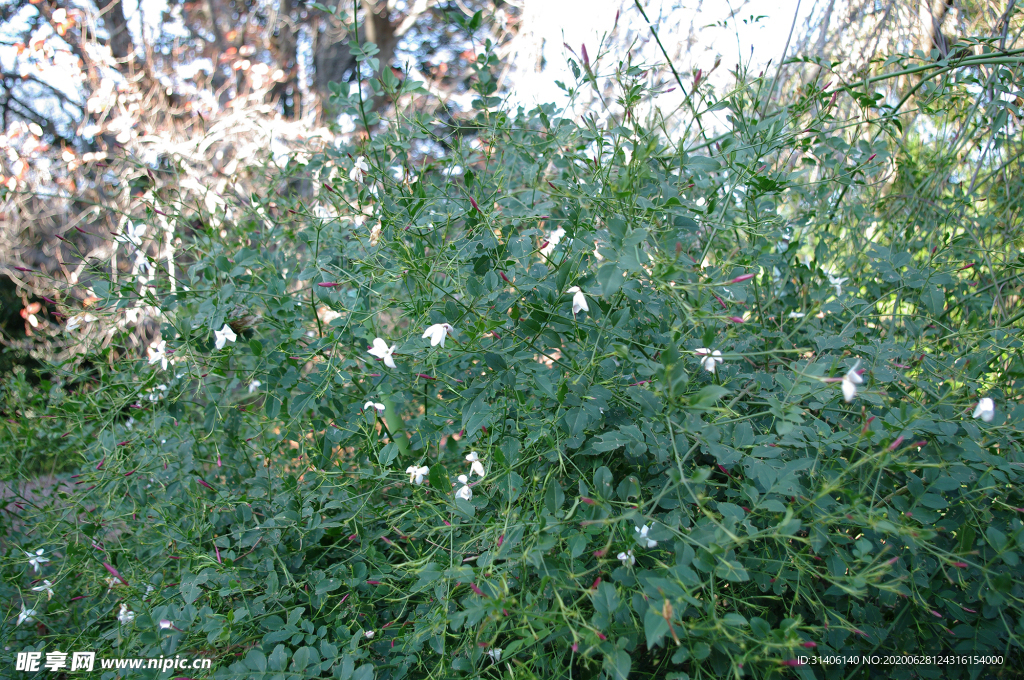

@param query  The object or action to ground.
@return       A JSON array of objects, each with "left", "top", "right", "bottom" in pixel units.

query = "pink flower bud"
[
  {"left": 931, "top": 610, "right": 942, "bottom": 618},
  {"left": 470, "top": 583, "right": 485, "bottom": 596},
  {"left": 888, "top": 435, "right": 905, "bottom": 451},
  {"left": 366, "top": 580, "right": 380, "bottom": 585},
  {"left": 580, "top": 496, "right": 596, "bottom": 505},
  {"left": 728, "top": 316, "right": 745, "bottom": 323},
  {"left": 317, "top": 282, "right": 339, "bottom": 287},
  {"left": 782, "top": 659, "right": 804, "bottom": 666},
  {"left": 103, "top": 562, "right": 129, "bottom": 586},
  {"left": 730, "top": 273, "right": 755, "bottom": 284},
  {"left": 801, "top": 641, "right": 816, "bottom": 648},
  {"left": 952, "top": 562, "right": 968, "bottom": 568},
  {"left": 197, "top": 478, "right": 214, "bottom": 490}
]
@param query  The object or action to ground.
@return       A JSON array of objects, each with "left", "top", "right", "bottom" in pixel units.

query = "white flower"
[
  {"left": 115, "top": 221, "right": 145, "bottom": 248},
  {"left": 487, "top": 648, "right": 502, "bottom": 662},
  {"left": 635, "top": 524, "right": 657, "bottom": 548},
  {"left": 117, "top": 604, "right": 135, "bottom": 624},
  {"left": 364, "top": 401, "right": 386, "bottom": 413},
  {"left": 369, "top": 223, "right": 382, "bottom": 246},
  {"left": 214, "top": 324, "right": 237, "bottom": 350},
  {"left": 158, "top": 619, "right": 173, "bottom": 630},
  {"left": 125, "top": 417, "right": 135, "bottom": 430},
  {"left": 350, "top": 156, "right": 369, "bottom": 184},
  {"left": 248, "top": 380, "right": 261, "bottom": 393},
  {"left": 25, "top": 549, "right": 48, "bottom": 573},
  {"left": 972, "top": 397, "right": 995, "bottom": 423},
  {"left": 567, "top": 286, "right": 589, "bottom": 316},
  {"left": 146, "top": 384, "right": 169, "bottom": 401},
  {"left": 364, "top": 630, "right": 375, "bottom": 639},
  {"left": 422, "top": 323, "right": 453, "bottom": 348},
  {"left": 617, "top": 550, "right": 635, "bottom": 566},
  {"left": 31, "top": 580, "right": 53, "bottom": 600},
  {"left": 466, "top": 451, "right": 485, "bottom": 478},
  {"left": 147, "top": 339, "right": 168, "bottom": 370},
  {"left": 787, "top": 312, "right": 806, "bottom": 319},
  {"left": 828, "top": 272, "right": 849, "bottom": 297},
  {"left": 65, "top": 312, "right": 97, "bottom": 332},
  {"left": 367, "top": 338, "right": 397, "bottom": 368},
  {"left": 455, "top": 474, "right": 473, "bottom": 501},
  {"left": 406, "top": 465, "right": 430, "bottom": 484},
  {"left": 841, "top": 359, "right": 864, "bottom": 403},
  {"left": 17, "top": 605, "right": 36, "bottom": 626},
  {"left": 540, "top": 227, "right": 565, "bottom": 256},
  {"left": 695, "top": 348, "right": 723, "bottom": 373}
]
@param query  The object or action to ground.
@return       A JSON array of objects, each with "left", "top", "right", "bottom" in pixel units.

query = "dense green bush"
[{"left": 3, "top": 39, "right": 1024, "bottom": 680}]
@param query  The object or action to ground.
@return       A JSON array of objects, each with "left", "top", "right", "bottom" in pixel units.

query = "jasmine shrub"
[{"left": 3, "top": 40, "right": 1024, "bottom": 680}]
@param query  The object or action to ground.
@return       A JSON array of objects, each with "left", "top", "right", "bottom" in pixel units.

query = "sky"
[
  {"left": 507, "top": 0, "right": 814, "bottom": 111},
  {"left": 0, "top": 0, "right": 818, "bottom": 139}
]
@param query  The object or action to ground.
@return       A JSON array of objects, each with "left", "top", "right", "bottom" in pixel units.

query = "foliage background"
[{"left": 2, "top": 2, "right": 1024, "bottom": 680}]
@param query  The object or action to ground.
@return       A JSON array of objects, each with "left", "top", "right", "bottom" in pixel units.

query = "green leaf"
[
  {"left": 315, "top": 578, "right": 342, "bottom": 595},
  {"left": 562, "top": 407, "right": 592, "bottom": 436},
  {"left": 714, "top": 559, "right": 750, "bottom": 582},
  {"left": 593, "top": 430, "right": 630, "bottom": 452},
  {"left": 244, "top": 650, "right": 267, "bottom": 672},
  {"left": 644, "top": 604, "right": 670, "bottom": 648},
  {"left": 377, "top": 442, "right": 399, "bottom": 467},
  {"left": 596, "top": 261, "right": 625, "bottom": 297},
  {"left": 462, "top": 393, "right": 493, "bottom": 435},
  {"left": 428, "top": 465, "right": 451, "bottom": 495},
  {"left": 352, "top": 664, "right": 375, "bottom": 680},
  {"left": 591, "top": 582, "right": 620, "bottom": 615},
  {"left": 690, "top": 385, "right": 730, "bottom": 408},
  {"left": 923, "top": 285, "right": 945, "bottom": 316},
  {"left": 484, "top": 352, "right": 507, "bottom": 371},
  {"left": 544, "top": 479, "right": 565, "bottom": 513},
  {"left": 604, "top": 650, "right": 631, "bottom": 680},
  {"left": 268, "top": 645, "right": 288, "bottom": 672},
  {"left": 249, "top": 338, "right": 263, "bottom": 356}
]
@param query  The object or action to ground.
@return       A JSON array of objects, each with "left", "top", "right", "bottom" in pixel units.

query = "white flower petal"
[
  {"left": 214, "top": 324, "right": 237, "bottom": 350},
  {"left": 972, "top": 397, "right": 995, "bottom": 422}
]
